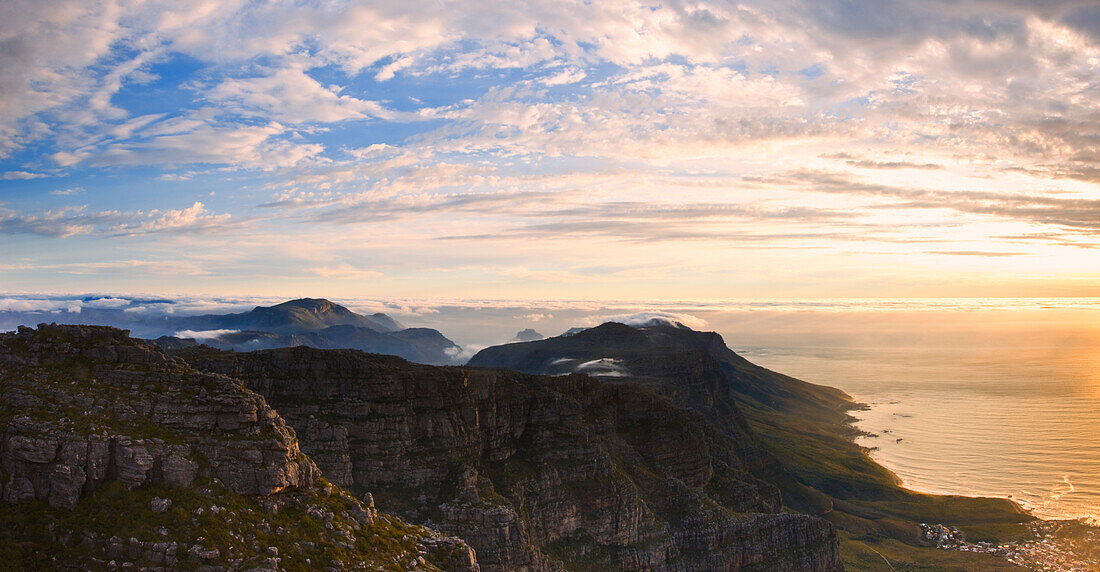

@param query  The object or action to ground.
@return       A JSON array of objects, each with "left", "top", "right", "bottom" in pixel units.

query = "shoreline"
[
  {"left": 840, "top": 394, "right": 1100, "bottom": 570},
  {"left": 849, "top": 394, "right": 1099, "bottom": 525}
]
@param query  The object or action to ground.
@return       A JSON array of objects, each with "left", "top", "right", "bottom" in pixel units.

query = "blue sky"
[{"left": 1, "top": 1, "right": 1099, "bottom": 299}]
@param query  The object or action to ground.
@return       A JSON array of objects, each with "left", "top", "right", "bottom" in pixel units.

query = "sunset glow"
[{"left": 1, "top": 1, "right": 1097, "bottom": 298}]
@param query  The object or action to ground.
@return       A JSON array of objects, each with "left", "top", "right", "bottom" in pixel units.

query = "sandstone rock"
[
  {"left": 188, "top": 544, "right": 220, "bottom": 561},
  {"left": 150, "top": 497, "right": 172, "bottom": 513},
  {"left": 181, "top": 344, "right": 840, "bottom": 571},
  {"left": 3, "top": 475, "right": 35, "bottom": 504},
  {"left": 0, "top": 324, "right": 320, "bottom": 509}
]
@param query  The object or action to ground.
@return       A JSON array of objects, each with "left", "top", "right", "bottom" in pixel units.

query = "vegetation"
[
  {"left": 0, "top": 478, "right": 443, "bottom": 570},
  {"left": 728, "top": 361, "right": 1033, "bottom": 570}
]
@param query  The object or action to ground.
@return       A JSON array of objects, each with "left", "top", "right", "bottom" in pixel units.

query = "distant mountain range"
[
  {"left": 169, "top": 298, "right": 405, "bottom": 334},
  {"left": 152, "top": 298, "right": 461, "bottom": 365}
]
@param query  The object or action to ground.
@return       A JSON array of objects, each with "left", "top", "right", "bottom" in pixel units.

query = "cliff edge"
[{"left": 0, "top": 324, "right": 478, "bottom": 571}]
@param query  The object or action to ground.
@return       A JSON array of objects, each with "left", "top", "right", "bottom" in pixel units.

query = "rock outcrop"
[
  {"left": 0, "top": 324, "right": 318, "bottom": 508},
  {"left": 0, "top": 324, "right": 479, "bottom": 570},
  {"left": 178, "top": 337, "right": 843, "bottom": 571}
]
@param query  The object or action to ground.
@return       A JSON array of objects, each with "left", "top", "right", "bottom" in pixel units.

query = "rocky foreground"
[{"left": 0, "top": 324, "right": 476, "bottom": 570}]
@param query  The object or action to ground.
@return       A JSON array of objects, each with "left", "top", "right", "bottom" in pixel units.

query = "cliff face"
[
  {"left": 469, "top": 323, "right": 1042, "bottom": 570},
  {"left": 178, "top": 342, "right": 842, "bottom": 571},
  {"left": 0, "top": 324, "right": 319, "bottom": 507},
  {"left": 0, "top": 324, "right": 478, "bottom": 571}
]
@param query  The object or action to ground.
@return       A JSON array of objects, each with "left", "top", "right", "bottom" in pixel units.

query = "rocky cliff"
[
  {"left": 467, "top": 322, "right": 1036, "bottom": 570},
  {"left": 0, "top": 324, "right": 478, "bottom": 571},
  {"left": 176, "top": 339, "right": 843, "bottom": 571}
]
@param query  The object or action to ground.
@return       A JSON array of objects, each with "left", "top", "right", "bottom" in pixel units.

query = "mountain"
[
  {"left": 174, "top": 298, "right": 403, "bottom": 334},
  {"left": 468, "top": 323, "right": 1034, "bottom": 570},
  {"left": 156, "top": 298, "right": 462, "bottom": 365},
  {"left": 174, "top": 342, "right": 841, "bottom": 570},
  {"left": 0, "top": 324, "right": 478, "bottom": 570},
  {"left": 511, "top": 328, "right": 544, "bottom": 342}
]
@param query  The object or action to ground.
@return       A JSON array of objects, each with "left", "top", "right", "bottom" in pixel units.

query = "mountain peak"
[
  {"left": 270, "top": 298, "right": 348, "bottom": 314},
  {"left": 235, "top": 298, "right": 398, "bottom": 334},
  {"left": 512, "top": 328, "right": 544, "bottom": 342}
]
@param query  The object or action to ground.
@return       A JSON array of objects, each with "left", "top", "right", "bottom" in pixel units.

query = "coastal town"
[{"left": 922, "top": 521, "right": 1100, "bottom": 571}]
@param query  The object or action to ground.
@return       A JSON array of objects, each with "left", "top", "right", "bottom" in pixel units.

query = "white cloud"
[
  {"left": 541, "top": 68, "right": 586, "bottom": 86},
  {"left": 600, "top": 312, "right": 709, "bottom": 330},
  {"left": 207, "top": 66, "right": 388, "bottom": 124},
  {"left": 0, "top": 0, "right": 128, "bottom": 156},
  {"left": 0, "top": 202, "right": 232, "bottom": 238},
  {"left": 444, "top": 343, "right": 484, "bottom": 364},
  {"left": 53, "top": 114, "right": 325, "bottom": 170},
  {"left": 0, "top": 297, "right": 81, "bottom": 313},
  {"left": 310, "top": 264, "right": 382, "bottom": 280},
  {"left": 2, "top": 171, "right": 49, "bottom": 180},
  {"left": 128, "top": 202, "right": 230, "bottom": 235},
  {"left": 56, "top": 260, "right": 211, "bottom": 276},
  {"left": 574, "top": 358, "right": 630, "bottom": 377},
  {"left": 174, "top": 329, "right": 238, "bottom": 340},
  {"left": 83, "top": 297, "right": 131, "bottom": 309},
  {"left": 1, "top": 1, "right": 1099, "bottom": 299},
  {"left": 375, "top": 56, "right": 416, "bottom": 81}
]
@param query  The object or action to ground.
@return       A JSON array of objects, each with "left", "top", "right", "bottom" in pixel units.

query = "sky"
[{"left": 1, "top": 0, "right": 1098, "bottom": 300}]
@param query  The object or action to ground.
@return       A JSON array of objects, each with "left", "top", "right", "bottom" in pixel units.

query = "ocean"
[{"left": 721, "top": 301, "right": 1100, "bottom": 525}]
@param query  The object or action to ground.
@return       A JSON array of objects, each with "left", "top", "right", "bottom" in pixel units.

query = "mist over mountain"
[
  {"left": 0, "top": 296, "right": 462, "bottom": 366},
  {"left": 172, "top": 298, "right": 405, "bottom": 335},
  {"left": 160, "top": 299, "right": 460, "bottom": 365}
]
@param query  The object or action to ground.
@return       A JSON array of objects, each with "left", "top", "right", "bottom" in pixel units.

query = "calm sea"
[{"left": 725, "top": 301, "right": 1100, "bottom": 524}]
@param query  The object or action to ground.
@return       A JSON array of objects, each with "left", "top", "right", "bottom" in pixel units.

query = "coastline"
[
  {"left": 841, "top": 393, "right": 1100, "bottom": 570},
  {"left": 737, "top": 339, "right": 1100, "bottom": 521},
  {"left": 729, "top": 356, "right": 1041, "bottom": 570}
]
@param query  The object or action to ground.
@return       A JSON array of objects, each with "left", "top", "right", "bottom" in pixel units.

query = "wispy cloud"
[
  {"left": 0, "top": 202, "right": 232, "bottom": 238},
  {"left": 748, "top": 170, "right": 1100, "bottom": 234},
  {"left": 311, "top": 264, "right": 382, "bottom": 280},
  {"left": 2, "top": 1, "right": 1099, "bottom": 297},
  {"left": 2, "top": 171, "right": 50, "bottom": 180},
  {"left": 925, "top": 250, "right": 1030, "bottom": 257}
]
